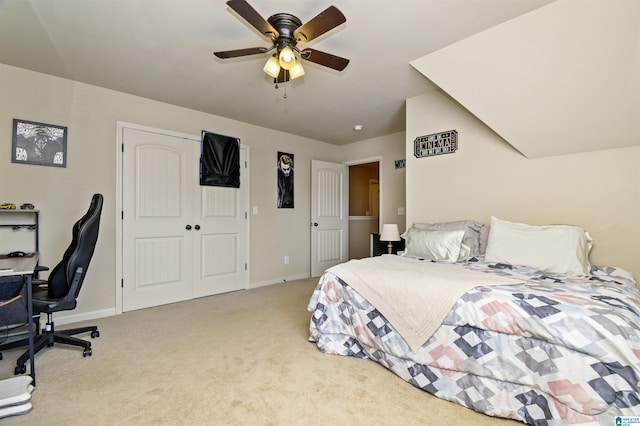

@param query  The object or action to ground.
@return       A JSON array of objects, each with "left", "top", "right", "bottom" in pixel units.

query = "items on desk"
[
  {"left": 6, "top": 252, "right": 26, "bottom": 258},
  {"left": 11, "top": 226, "right": 36, "bottom": 231},
  {"left": 0, "top": 203, "right": 34, "bottom": 210},
  {"left": 0, "top": 253, "right": 35, "bottom": 261}
]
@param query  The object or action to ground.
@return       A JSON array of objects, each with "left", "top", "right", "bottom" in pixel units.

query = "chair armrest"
[
  {"left": 31, "top": 278, "right": 48, "bottom": 291},
  {"left": 33, "top": 265, "right": 49, "bottom": 280}
]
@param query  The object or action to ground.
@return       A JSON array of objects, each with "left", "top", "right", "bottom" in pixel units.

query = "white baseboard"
[
  {"left": 249, "top": 273, "right": 311, "bottom": 289},
  {"left": 39, "top": 275, "right": 314, "bottom": 329},
  {"left": 41, "top": 308, "right": 117, "bottom": 328}
]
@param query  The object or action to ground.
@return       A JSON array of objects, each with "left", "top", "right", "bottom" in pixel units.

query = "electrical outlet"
[{"left": 284, "top": 256, "right": 289, "bottom": 264}]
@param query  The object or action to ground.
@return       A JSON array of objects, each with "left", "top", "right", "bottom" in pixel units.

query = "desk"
[{"left": 0, "top": 254, "right": 37, "bottom": 386}]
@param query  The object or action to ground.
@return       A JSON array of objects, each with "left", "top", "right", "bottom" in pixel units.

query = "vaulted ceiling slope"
[
  {"left": 411, "top": 0, "right": 640, "bottom": 158},
  {"left": 0, "top": 0, "right": 552, "bottom": 145}
]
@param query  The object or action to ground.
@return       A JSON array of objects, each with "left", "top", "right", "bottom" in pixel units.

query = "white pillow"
[
  {"left": 484, "top": 216, "right": 593, "bottom": 276},
  {"left": 401, "top": 228, "right": 466, "bottom": 262},
  {"left": 413, "top": 220, "right": 483, "bottom": 256}
]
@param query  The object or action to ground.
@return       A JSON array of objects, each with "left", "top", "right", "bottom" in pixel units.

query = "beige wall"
[
  {"left": 341, "top": 133, "right": 407, "bottom": 233},
  {"left": 349, "top": 165, "right": 378, "bottom": 217},
  {"left": 0, "top": 64, "right": 407, "bottom": 322},
  {"left": 348, "top": 218, "right": 378, "bottom": 260},
  {"left": 343, "top": 137, "right": 408, "bottom": 261},
  {"left": 406, "top": 90, "right": 640, "bottom": 279}
]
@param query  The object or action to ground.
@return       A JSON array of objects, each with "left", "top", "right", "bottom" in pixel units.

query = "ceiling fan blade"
[
  {"left": 294, "top": 6, "right": 346, "bottom": 42},
  {"left": 300, "top": 48, "right": 349, "bottom": 71},
  {"left": 214, "top": 47, "right": 269, "bottom": 59},
  {"left": 226, "top": 0, "right": 279, "bottom": 38}
]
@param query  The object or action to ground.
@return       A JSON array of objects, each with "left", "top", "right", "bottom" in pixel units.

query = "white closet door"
[
  {"left": 122, "top": 127, "right": 194, "bottom": 311},
  {"left": 193, "top": 147, "right": 249, "bottom": 298},
  {"left": 122, "top": 127, "right": 248, "bottom": 312}
]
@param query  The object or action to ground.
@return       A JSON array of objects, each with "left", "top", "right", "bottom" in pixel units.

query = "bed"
[{"left": 307, "top": 217, "right": 640, "bottom": 425}]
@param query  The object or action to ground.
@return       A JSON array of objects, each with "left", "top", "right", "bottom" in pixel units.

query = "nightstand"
[{"left": 370, "top": 233, "right": 405, "bottom": 256}]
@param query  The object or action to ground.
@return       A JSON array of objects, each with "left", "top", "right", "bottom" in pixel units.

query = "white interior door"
[
  {"left": 311, "top": 160, "right": 348, "bottom": 277},
  {"left": 122, "top": 127, "right": 248, "bottom": 311},
  {"left": 122, "top": 128, "right": 193, "bottom": 311},
  {"left": 194, "top": 148, "right": 249, "bottom": 298}
]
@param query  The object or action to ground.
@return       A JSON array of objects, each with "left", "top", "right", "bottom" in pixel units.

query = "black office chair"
[{"left": 0, "top": 194, "right": 103, "bottom": 375}]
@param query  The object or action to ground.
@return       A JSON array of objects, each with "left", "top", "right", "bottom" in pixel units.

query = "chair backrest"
[{"left": 46, "top": 194, "right": 103, "bottom": 301}]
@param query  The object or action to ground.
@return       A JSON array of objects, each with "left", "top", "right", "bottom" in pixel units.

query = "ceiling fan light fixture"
[
  {"left": 279, "top": 46, "right": 296, "bottom": 70},
  {"left": 289, "top": 61, "right": 305, "bottom": 80},
  {"left": 263, "top": 55, "right": 280, "bottom": 78},
  {"left": 215, "top": 2, "right": 349, "bottom": 85}
]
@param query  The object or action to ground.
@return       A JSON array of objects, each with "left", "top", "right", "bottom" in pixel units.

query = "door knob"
[
  {"left": 194, "top": 225, "right": 200, "bottom": 230},
  {"left": 186, "top": 225, "right": 192, "bottom": 230},
  {"left": 313, "top": 222, "right": 318, "bottom": 227}
]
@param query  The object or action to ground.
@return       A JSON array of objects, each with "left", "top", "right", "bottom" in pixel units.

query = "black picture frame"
[
  {"left": 11, "top": 119, "right": 67, "bottom": 167},
  {"left": 277, "top": 151, "right": 294, "bottom": 208}
]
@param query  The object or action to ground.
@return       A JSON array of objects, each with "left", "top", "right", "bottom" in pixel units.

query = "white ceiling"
[
  {"left": 412, "top": 0, "right": 640, "bottom": 158},
  {"left": 0, "top": 0, "right": 554, "bottom": 146}
]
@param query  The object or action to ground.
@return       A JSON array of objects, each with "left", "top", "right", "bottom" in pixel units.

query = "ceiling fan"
[{"left": 214, "top": 0, "right": 350, "bottom": 84}]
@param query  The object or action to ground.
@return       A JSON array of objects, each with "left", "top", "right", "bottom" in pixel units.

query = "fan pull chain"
[{"left": 273, "top": 81, "right": 287, "bottom": 100}]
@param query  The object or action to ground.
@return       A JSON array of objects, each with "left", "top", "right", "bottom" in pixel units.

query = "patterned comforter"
[{"left": 307, "top": 257, "right": 640, "bottom": 425}]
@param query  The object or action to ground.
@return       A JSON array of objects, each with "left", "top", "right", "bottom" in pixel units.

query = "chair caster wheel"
[
  {"left": 91, "top": 330, "right": 100, "bottom": 338},
  {"left": 83, "top": 348, "right": 92, "bottom": 357},
  {"left": 14, "top": 364, "right": 26, "bottom": 375}
]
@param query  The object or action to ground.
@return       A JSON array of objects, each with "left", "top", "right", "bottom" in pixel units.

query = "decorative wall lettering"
[{"left": 414, "top": 130, "right": 458, "bottom": 158}]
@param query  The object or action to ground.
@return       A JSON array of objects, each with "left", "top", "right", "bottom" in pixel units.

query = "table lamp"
[{"left": 380, "top": 224, "right": 401, "bottom": 254}]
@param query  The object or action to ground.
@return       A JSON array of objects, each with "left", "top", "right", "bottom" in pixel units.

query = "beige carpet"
[{"left": 0, "top": 278, "right": 520, "bottom": 425}]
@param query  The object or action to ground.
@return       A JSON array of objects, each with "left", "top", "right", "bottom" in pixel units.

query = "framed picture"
[
  {"left": 12, "top": 119, "right": 67, "bottom": 167},
  {"left": 277, "top": 151, "right": 294, "bottom": 208}
]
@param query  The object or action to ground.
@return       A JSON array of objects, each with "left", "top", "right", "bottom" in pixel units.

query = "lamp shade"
[
  {"left": 289, "top": 61, "right": 305, "bottom": 79},
  {"left": 380, "top": 224, "right": 400, "bottom": 242},
  {"left": 263, "top": 55, "right": 280, "bottom": 78},
  {"left": 279, "top": 46, "right": 296, "bottom": 70}
]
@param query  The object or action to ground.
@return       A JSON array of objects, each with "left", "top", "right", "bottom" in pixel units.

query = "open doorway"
[{"left": 348, "top": 161, "right": 380, "bottom": 259}]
